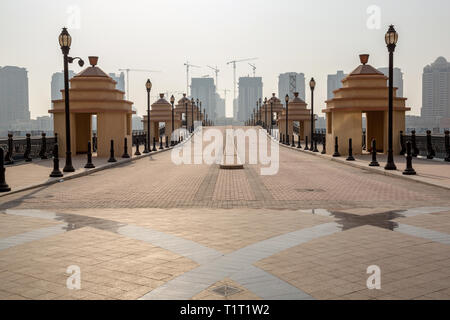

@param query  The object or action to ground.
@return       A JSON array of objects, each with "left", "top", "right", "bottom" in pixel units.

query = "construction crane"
[
  {"left": 226, "top": 58, "right": 258, "bottom": 100},
  {"left": 118, "top": 68, "right": 161, "bottom": 101},
  {"left": 184, "top": 61, "right": 200, "bottom": 96},
  {"left": 248, "top": 63, "right": 256, "bottom": 77},
  {"left": 207, "top": 65, "right": 220, "bottom": 90}
]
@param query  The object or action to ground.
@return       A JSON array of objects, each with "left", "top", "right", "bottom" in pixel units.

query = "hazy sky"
[{"left": 1, "top": 0, "right": 449, "bottom": 118}]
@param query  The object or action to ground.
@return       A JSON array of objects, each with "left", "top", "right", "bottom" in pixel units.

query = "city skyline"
[{"left": 1, "top": 0, "right": 450, "bottom": 120}]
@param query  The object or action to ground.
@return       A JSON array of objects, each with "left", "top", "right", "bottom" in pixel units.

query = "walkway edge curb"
[
  {"left": 0, "top": 146, "right": 175, "bottom": 198},
  {"left": 270, "top": 132, "right": 450, "bottom": 192}
]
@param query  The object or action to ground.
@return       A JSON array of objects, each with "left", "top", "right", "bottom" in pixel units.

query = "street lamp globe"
[
  {"left": 58, "top": 27, "right": 72, "bottom": 53},
  {"left": 385, "top": 25, "right": 398, "bottom": 46},
  {"left": 285, "top": 94, "right": 289, "bottom": 103},
  {"left": 146, "top": 79, "right": 152, "bottom": 92},
  {"left": 309, "top": 78, "right": 316, "bottom": 90}
]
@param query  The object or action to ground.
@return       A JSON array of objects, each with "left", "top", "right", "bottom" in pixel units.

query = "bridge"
[{"left": 0, "top": 126, "right": 450, "bottom": 300}]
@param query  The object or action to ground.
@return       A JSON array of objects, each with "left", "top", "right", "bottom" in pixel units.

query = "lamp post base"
[
  {"left": 384, "top": 162, "right": 397, "bottom": 170},
  {"left": 63, "top": 152, "right": 75, "bottom": 172}
]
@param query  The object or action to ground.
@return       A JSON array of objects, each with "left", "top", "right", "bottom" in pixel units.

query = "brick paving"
[{"left": 0, "top": 126, "right": 450, "bottom": 300}]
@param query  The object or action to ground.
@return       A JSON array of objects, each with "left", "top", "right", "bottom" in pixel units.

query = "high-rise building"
[
  {"left": 378, "top": 67, "right": 404, "bottom": 97},
  {"left": 191, "top": 77, "right": 217, "bottom": 121},
  {"left": 327, "top": 71, "right": 347, "bottom": 100},
  {"left": 109, "top": 72, "right": 125, "bottom": 92},
  {"left": 237, "top": 77, "right": 263, "bottom": 122},
  {"left": 0, "top": 66, "right": 30, "bottom": 129},
  {"left": 51, "top": 70, "right": 76, "bottom": 107},
  {"left": 278, "top": 72, "right": 305, "bottom": 104},
  {"left": 215, "top": 93, "right": 226, "bottom": 119},
  {"left": 421, "top": 57, "right": 450, "bottom": 119}
]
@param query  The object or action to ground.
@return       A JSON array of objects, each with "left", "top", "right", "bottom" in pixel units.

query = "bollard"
[
  {"left": 399, "top": 131, "right": 406, "bottom": 155},
  {"left": 362, "top": 130, "right": 366, "bottom": 150},
  {"left": 305, "top": 136, "right": 309, "bottom": 151},
  {"left": 152, "top": 137, "right": 157, "bottom": 151},
  {"left": 403, "top": 141, "right": 416, "bottom": 175},
  {"left": 426, "top": 130, "right": 435, "bottom": 159},
  {"left": 134, "top": 137, "right": 141, "bottom": 156},
  {"left": 332, "top": 136, "right": 340, "bottom": 157},
  {"left": 321, "top": 135, "right": 326, "bottom": 154},
  {"left": 5, "top": 133, "right": 14, "bottom": 164},
  {"left": 369, "top": 139, "right": 379, "bottom": 167},
  {"left": 411, "top": 130, "right": 419, "bottom": 157},
  {"left": 346, "top": 138, "right": 355, "bottom": 161},
  {"left": 159, "top": 136, "right": 164, "bottom": 150},
  {"left": 84, "top": 141, "right": 95, "bottom": 168},
  {"left": 24, "top": 133, "right": 32, "bottom": 162},
  {"left": 108, "top": 140, "right": 117, "bottom": 162},
  {"left": 279, "top": 134, "right": 283, "bottom": 143},
  {"left": 291, "top": 135, "right": 295, "bottom": 147},
  {"left": 165, "top": 136, "right": 169, "bottom": 148},
  {"left": 92, "top": 133, "right": 97, "bottom": 152},
  {"left": 0, "top": 147, "right": 11, "bottom": 192},
  {"left": 286, "top": 134, "right": 289, "bottom": 145},
  {"left": 122, "top": 137, "right": 130, "bottom": 158},
  {"left": 39, "top": 133, "right": 48, "bottom": 159},
  {"left": 49, "top": 144, "right": 63, "bottom": 177},
  {"left": 445, "top": 130, "right": 450, "bottom": 162},
  {"left": 297, "top": 135, "right": 302, "bottom": 149},
  {"left": 313, "top": 139, "right": 319, "bottom": 152}
]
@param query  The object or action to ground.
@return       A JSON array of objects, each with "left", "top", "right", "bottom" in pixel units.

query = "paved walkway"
[{"left": 0, "top": 126, "right": 450, "bottom": 300}]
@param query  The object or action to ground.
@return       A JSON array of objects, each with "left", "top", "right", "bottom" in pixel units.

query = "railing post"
[
  {"left": 321, "top": 135, "right": 326, "bottom": 154},
  {"left": 332, "top": 136, "right": 340, "bottom": 157},
  {"left": 0, "top": 147, "right": 11, "bottom": 192},
  {"left": 85, "top": 141, "right": 95, "bottom": 168},
  {"left": 403, "top": 141, "right": 416, "bottom": 175},
  {"left": 5, "top": 133, "right": 14, "bottom": 165},
  {"left": 445, "top": 130, "right": 450, "bottom": 162},
  {"left": 399, "top": 130, "right": 406, "bottom": 155},
  {"left": 108, "top": 140, "right": 117, "bottom": 162},
  {"left": 369, "top": 139, "right": 379, "bottom": 167},
  {"left": 159, "top": 136, "right": 164, "bottom": 150},
  {"left": 49, "top": 144, "right": 63, "bottom": 178},
  {"left": 426, "top": 130, "right": 435, "bottom": 159},
  {"left": 24, "top": 133, "right": 32, "bottom": 162},
  {"left": 152, "top": 137, "right": 157, "bottom": 152},
  {"left": 39, "top": 132, "right": 48, "bottom": 160},
  {"left": 135, "top": 137, "right": 141, "bottom": 156},
  {"left": 305, "top": 136, "right": 309, "bottom": 151},
  {"left": 411, "top": 130, "right": 419, "bottom": 157},
  {"left": 346, "top": 138, "right": 355, "bottom": 161},
  {"left": 122, "top": 137, "right": 130, "bottom": 158}
]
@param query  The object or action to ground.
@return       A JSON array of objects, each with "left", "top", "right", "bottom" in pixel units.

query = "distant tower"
[
  {"left": 0, "top": 66, "right": 30, "bottom": 129},
  {"left": 278, "top": 72, "right": 305, "bottom": 104},
  {"left": 237, "top": 77, "right": 263, "bottom": 122},
  {"left": 421, "top": 57, "right": 450, "bottom": 119},
  {"left": 378, "top": 67, "right": 404, "bottom": 97},
  {"left": 51, "top": 70, "right": 75, "bottom": 107},
  {"left": 327, "top": 71, "right": 347, "bottom": 100}
]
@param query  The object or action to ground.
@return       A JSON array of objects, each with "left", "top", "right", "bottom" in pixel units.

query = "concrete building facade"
[
  {"left": 237, "top": 77, "right": 262, "bottom": 122},
  {"left": 421, "top": 57, "right": 450, "bottom": 119},
  {"left": 278, "top": 72, "right": 305, "bottom": 104},
  {"left": 327, "top": 71, "right": 347, "bottom": 100},
  {"left": 0, "top": 66, "right": 30, "bottom": 130},
  {"left": 378, "top": 67, "right": 404, "bottom": 97},
  {"left": 190, "top": 78, "right": 216, "bottom": 122}
]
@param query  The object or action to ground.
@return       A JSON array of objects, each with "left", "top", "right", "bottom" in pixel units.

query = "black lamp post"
[
  {"left": 191, "top": 98, "right": 194, "bottom": 132},
  {"left": 285, "top": 94, "right": 289, "bottom": 145},
  {"left": 58, "top": 27, "right": 84, "bottom": 172},
  {"left": 264, "top": 97, "right": 268, "bottom": 131},
  {"left": 170, "top": 95, "right": 175, "bottom": 146},
  {"left": 385, "top": 25, "right": 398, "bottom": 170},
  {"left": 196, "top": 99, "right": 199, "bottom": 122},
  {"left": 184, "top": 97, "right": 188, "bottom": 131},
  {"left": 143, "top": 79, "right": 152, "bottom": 153},
  {"left": 270, "top": 95, "right": 274, "bottom": 135},
  {"left": 203, "top": 108, "right": 205, "bottom": 126},
  {"left": 309, "top": 78, "right": 316, "bottom": 151}
]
